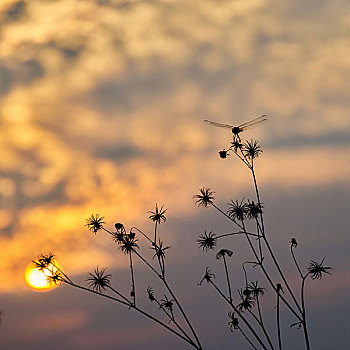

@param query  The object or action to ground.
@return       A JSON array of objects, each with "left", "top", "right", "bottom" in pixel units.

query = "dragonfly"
[{"left": 203, "top": 115, "right": 268, "bottom": 138}]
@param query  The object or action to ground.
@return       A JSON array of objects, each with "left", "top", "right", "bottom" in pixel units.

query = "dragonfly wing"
[
  {"left": 203, "top": 119, "right": 233, "bottom": 130},
  {"left": 239, "top": 115, "right": 268, "bottom": 130}
]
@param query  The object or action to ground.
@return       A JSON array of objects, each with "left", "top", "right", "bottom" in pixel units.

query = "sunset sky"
[{"left": 1, "top": 0, "right": 350, "bottom": 349}]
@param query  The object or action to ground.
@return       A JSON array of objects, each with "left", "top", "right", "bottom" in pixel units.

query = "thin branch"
[
  {"left": 301, "top": 274, "right": 311, "bottom": 350},
  {"left": 222, "top": 255, "right": 233, "bottom": 303},
  {"left": 210, "top": 203, "right": 243, "bottom": 230},
  {"left": 276, "top": 290, "right": 282, "bottom": 350},
  {"left": 129, "top": 252, "right": 136, "bottom": 306},
  {"left": 209, "top": 279, "right": 269, "bottom": 350},
  {"left": 238, "top": 325, "right": 259, "bottom": 350},
  {"left": 291, "top": 245, "right": 303, "bottom": 278},
  {"left": 64, "top": 281, "right": 200, "bottom": 349}
]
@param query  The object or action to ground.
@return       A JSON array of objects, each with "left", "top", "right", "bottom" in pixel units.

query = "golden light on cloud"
[
  {"left": 0, "top": 0, "right": 349, "bottom": 295},
  {"left": 24, "top": 263, "right": 59, "bottom": 291}
]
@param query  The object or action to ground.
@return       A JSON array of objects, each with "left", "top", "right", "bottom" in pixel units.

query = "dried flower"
[
  {"left": 247, "top": 200, "right": 263, "bottom": 219},
  {"left": 112, "top": 223, "right": 127, "bottom": 243},
  {"left": 119, "top": 235, "right": 139, "bottom": 254},
  {"left": 237, "top": 295, "right": 255, "bottom": 312},
  {"left": 216, "top": 249, "right": 233, "bottom": 259},
  {"left": 242, "top": 288, "right": 251, "bottom": 297},
  {"left": 47, "top": 271, "right": 63, "bottom": 285},
  {"left": 149, "top": 205, "right": 167, "bottom": 224},
  {"left": 308, "top": 258, "right": 331, "bottom": 280},
  {"left": 32, "top": 253, "right": 56, "bottom": 271},
  {"left": 160, "top": 295, "right": 174, "bottom": 311},
  {"left": 198, "top": 267, "right": 215, "bottom": 285},
  {"left": 231, "top": 140, "right": 243, "bottom": 151},
  {"left": 242, "top": 140, "right": 263, "bottom": 160},
  {"left": 87, "top": 267, "right": 111, "bottom": 292},
  {"left": 290, "top": 238, "right": 298, "bottom": 247},
  {"left": 197, "top": 231, "right": 217, "bottom": 251},
  {"left": 152, "top": 241, "right": 171, "bottom": 260},
  {"left": 219, "top": 150, "right": 228, "bottom": 159},
  {"left": 86, "top": 214, "right": 105, "bottom": 234},
  {"left": 247, "top": 281, "right": 266, "bottom": 299},
  {"left": 227, "top": 199, "right": 249, "bottom": 221},
  {"left": 228, "top": 312, "right": 239, "bottom": 331},
  {"left": 115, "top": 223, "right": 124, "bottom": 231},
  {"left": 194, "top": 188, "right": 215, "bottom": 208},
  {"left": 147, "top": 287, "right": 155, "bottom": 302}
]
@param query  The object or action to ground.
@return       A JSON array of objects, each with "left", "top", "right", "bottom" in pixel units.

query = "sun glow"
[{"left": 25, "top": 264, "right": 59, "bottom": 291}]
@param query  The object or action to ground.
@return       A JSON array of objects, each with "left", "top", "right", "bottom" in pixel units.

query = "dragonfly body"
[
  {"left": 231, "top": 126, "right": 242, "bottom": 135},
  {"left": 203, "top": 115, "right": 268, "bottom": 137}
]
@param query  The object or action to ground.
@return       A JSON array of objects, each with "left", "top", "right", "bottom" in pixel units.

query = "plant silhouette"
[{"left": 33, "top": 117, "right": 332, "bottom": 349}]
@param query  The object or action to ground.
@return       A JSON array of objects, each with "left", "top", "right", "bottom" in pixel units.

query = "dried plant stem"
[
  {"left": 276, "top": 291, "right": 282, "bottom": 350},
  {"left": 291, "top": 246, "right": 303, "bottom": 278},
  {"left": 263, "top": 236, "right": 302, "bottom": 314},
  {"left": 108, "top": 285, "right": 131, "bottom": 304},
  {"left": 209, "top": 279, "right": 269, "bottom": 350},
  {"left": 301, "top": 274, "right": 311, "bottom": 350},
  {"left": 132, "top": 249, "right": 202, "bottom": 350},
  {"left": 62, "top": 280, "right": 200, "bottom": 349},
  {"left": 238, "top": 325, "right": 259, "bottom": 350},
  {"left": 154, "top": 221, "right": 158, "bottom": 245},
  {"left": 131, "top": 227, "right": 155, "bottom": 246},
  {"left": 210, "top": 203, "right": 243, "bottom": 230},
  {"left": 210, "top": 205, "right": 302, "bottom": 322},
  {"left": 162, "top": 278, "right": 203, "bottom": 350},
  {"left": 251, "top": 167, "right": 303, "bottom": 316},
  {"left": 242, "top": 261, "right": 258, "bottom": 286},
  {"left": 129, "top": 252, "right": 136, "bottom": 306},
  {"left": 256, "top": 296, "right": 274, "bottom": 350},
  {"left": 222, "top": 255, "right": 232, "bottom": 303},
  {"left": 247, "top": 307, "right": 275, "bottom": 350},
  {"left": 216, "top": 231, "right": 260, "bottom": 239},
  {"left": 256, "top": 220, "right": 264, "bottom": 261},
  {"left": 154, "top": 298, "right": 194, "bottom": 344}
]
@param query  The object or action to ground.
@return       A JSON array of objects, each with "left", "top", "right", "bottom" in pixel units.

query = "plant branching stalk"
[
  {"left": 256, "top": 296, "right": 274, "bottom": 350},
  {"left": 242, "top": 220, "right": 260, "bottom": 264},
  {"left": 62, "top": 281, "right": 200, "bottom": 349},
  {"left": 250, "top": 167, "right": 303, "bottom": 316},
  {"left": 209, "top": 279, "right": 269, "bottom": 350},
  {"left": 247, "top": 308, "right": 275, "bottom": 350},
  {"left": 209, "top": 205, "right": 302, "bottom": 321},
  {"left": 132, "top": 249, "right": 202, "bottom": 350},
  {"left": 154, "top": 298, "right": 194, "bottom": 344},
  {"left": 108, "top": 285, "right": 131, "bottom": 304},
  {"left": 238, "top": 325, "right": 259, "bottom": 350},
  {"left": 130, "top": 227, "right": 158, "bottom": 247},
  {"left": 162, "top": 278, "right": 203, "bottom": 350},
  {"left": 210, "top": 203, "right": 243, "bottom": 230},
  {"left": 263, "top": 235, "right": 302, "bottom": 315}
]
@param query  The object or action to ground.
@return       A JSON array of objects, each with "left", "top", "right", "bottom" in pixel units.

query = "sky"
[{"left": 0, "top": 0, "right": 349, "bottom": 349}]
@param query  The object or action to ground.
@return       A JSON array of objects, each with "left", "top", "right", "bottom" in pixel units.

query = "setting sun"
[{"left": 25, "top": 264, "right": 59, "bottom": 291}]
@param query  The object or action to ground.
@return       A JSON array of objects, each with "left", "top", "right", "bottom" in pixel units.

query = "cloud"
[{"left": 1, "top": 0, "right": 350, "bottom": 293}]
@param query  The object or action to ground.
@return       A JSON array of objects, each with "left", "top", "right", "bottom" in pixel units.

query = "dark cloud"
[
  {"left": 94, "top": 144, "right": 143, "bottom": 162},
  {"left": 88, "top": 67, "right": 175, "bottom": 113},
  {"left": 0, "top": 1, "right": 27, "bottom": 24},
  {"left": 0, "top": 65, "right": 13, "bottom": 95}
]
